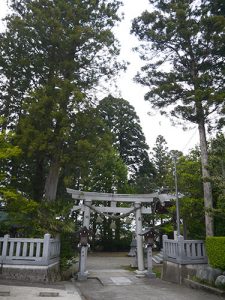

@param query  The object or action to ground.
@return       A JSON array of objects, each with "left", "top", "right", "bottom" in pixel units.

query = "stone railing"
[
  {"left": 0, "top": 233, "right": 60, "bottom": 266},
  {"left": 163, "top": 235, "right": 207, "bottom": 264}
]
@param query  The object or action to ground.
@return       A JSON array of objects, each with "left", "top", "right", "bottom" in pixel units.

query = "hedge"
[{"left": 206, "top": 237, "right": 225, "bottom": 270}]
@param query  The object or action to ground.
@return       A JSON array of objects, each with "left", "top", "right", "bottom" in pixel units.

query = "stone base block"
[
  {"left": 162, "top": 261, "right": 208, "bottom": 284},
  {"left": 77, "top": 271, "right": 89, "bottom": 281},
  {"left": 145, "top": 271, "right": 156, "bottom": 279},
  {"left": 0, "top": 262, "right": 60, "bottom": 283}
]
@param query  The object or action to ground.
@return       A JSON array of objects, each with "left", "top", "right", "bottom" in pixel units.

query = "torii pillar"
[{"left": 134, "top": 202, "right": 145, "bottom": 274}]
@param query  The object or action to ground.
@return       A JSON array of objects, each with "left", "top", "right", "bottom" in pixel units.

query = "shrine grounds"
[
  {"left": 0, "top": 252, "right": 224, "bottom": 300},
  {"left": 74, "top": 252, "right": 224, "bottom": 300}
]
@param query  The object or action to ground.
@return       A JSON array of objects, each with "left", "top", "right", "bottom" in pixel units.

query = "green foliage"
[
  {"left": 176, "top": 153, "right": 205, "bottom": 239},
  {"left": 132, "top": 1, "right": 225, "bottom": 126},
  {"left": 96, "top": 237, "right": 131, "bottom": 252},
  {"left": 132, "top": 0, "right": 225, "bottom": 236},
  {"left": 63, "top": 108, "right": 128, "bottom": 193},
  {"left": 209, "top": 133, "right": 225, "bottom": 236},
  {"left": 1, "top": 190, "right": 39, "bottom": 235},
  {"left": 161, "top": 149, "right": 205, "bottom": 239},
  {"left": 160, "top": 222, "right": 175, "bottom": 236},
  {"left": 98, "top": 95, "right": 152, "bottom": 177},
  {"left": 180, "top": 197, "right": 205, "bottom": 239},
  {"left": 153, "top": 265, "right": 162, "bottom": 278},
  {"left": 151, "top": 135, "right": 169, "bottom": 188},
  {"left": 35, "top": 200, "right": 75, "bottom": 236},
  {"left": 206, "top": 237, "right": 225, "bottom": 270},
  {"left": 0, "top": 128, "right": 21, "bottom": 184},
  {"left": 1, "top": 0, "right": 124, "bottom": 130},
  {"left": 1, "top": 191, "right": 75, "bottom": 237},
  {"left": 0, "top": 0, "right": 124, "bottom": 202},
  {"left": 0, "top": 132, "right": 21, "bottom": 160},
  {"left": 60, "top": 232, "right": 77, "bottom": 271},
  {"left": 176, "top": 153, "right": 203, "bottom": 198}
]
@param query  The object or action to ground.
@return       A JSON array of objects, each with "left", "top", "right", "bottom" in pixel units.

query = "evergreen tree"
[
  {"left": 175, "top": 151, "right": 205, "bottom": 239},
  {"left": 209, "top": 133, "right": 225, "bottom": 236},
  {"left": 132, "top": 0, "right": 225, "bottom": 236},
  {"left": 151, "top": 135, "right": 169, "bottom": 189},
  {"left": 63, "top": 108, "right": 128, "bottom": 194},
  {"left": 97, "top": 95, "right": 154, "bottom": 181},
  {"left": 0, "top": 0, "right": 124, "bottom": 201}
]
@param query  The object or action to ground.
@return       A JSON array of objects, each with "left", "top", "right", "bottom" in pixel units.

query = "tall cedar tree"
[
  {"left": 152, "top": 135, "right": 169, "bottom": 189},
  {"left": 132, "top": 0, "right": 225, "bottom": 236},
  {"left": 0, "top": 0, "right": 124, "bottom": 201},
  {"left": 97, "top": 95, "right": 153, "bottom": 178}
]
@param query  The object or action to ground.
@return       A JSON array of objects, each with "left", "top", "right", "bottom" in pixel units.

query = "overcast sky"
[{"left": 0, "top": 0, "right": 200, "bottom": 153}]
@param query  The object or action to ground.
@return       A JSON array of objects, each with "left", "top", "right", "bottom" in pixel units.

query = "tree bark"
[
  {"left": 33, "top": 157, "right": 45, "bottom": 201},
  {"left": 44, "top": 158, "right": 60, "bottom": 202},
  {"left": 115, "top": 218, "right": 121, "bottom": 241},
  {"left": 198, "top": 120, "right": 214, "bottom": 236}
]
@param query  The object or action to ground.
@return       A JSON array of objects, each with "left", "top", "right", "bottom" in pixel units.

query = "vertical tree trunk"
[
  {"left": 44, "top": 159, "right": 60, "bottom": 201},
  {"left": 198, "top": 120, "right": 214, "bottom": 236},
  {"left": 33, "top": 157, "right": 45, "bottom": 201},
  {"left": 92, "top": 214, "right": 97, "bottom": 250},
  {"left": 115, "top": 218, "right": 121, "bottom": 241},
  {"left": 183, "top": 218, "right": 187, "bottom": 240}
]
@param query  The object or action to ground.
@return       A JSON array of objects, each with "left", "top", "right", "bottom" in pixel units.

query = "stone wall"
[{"left": 0, "top": 262, "right": 60, "bottom": 283}]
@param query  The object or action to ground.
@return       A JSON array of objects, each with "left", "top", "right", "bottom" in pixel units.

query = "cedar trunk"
[
  {"left": 44, "top": 159, "right": 60, "bottom": 202},
  {"left": 198, "top": 120, "right": 214, "bottom": 236}
]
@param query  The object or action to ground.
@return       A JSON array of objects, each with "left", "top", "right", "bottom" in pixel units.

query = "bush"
[
  {"left": 60, "top": 232, "right": 78, "bottom": 271},
  {"left": 206, "top": 237, "right": 225, "bottom": 270},
  {"left": 94, "top": 237, "right": 131, "bottom": 252}
]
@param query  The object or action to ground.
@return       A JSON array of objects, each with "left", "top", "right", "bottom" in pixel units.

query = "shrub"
[
  {"left": 94, "top": 237, "right": 131, "bottom": 252},
  {"left": 206, "top": 237, "right": 225, "bottom": 270},
  {"left": 60, "top": 232, "right": 78, "bottom": 271}
]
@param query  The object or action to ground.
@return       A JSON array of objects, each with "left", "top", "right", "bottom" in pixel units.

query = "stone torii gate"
[{"left": 67, "top": 188, "right": 173, "bottom": 279}]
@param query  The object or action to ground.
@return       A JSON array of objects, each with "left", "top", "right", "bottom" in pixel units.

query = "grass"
[
  {"left": 153, "top": 265, "right": 162, "bottom": 278},
  {"left": 191, "top": 276, "right": 225, "bottom": 291}
]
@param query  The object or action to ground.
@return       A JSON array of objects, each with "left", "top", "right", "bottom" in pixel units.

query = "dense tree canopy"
[
  {"left": 1, "top": 1, "right": 225, "bottom": 243},
  {"left": 151, "top": 135, "right": 169, "bottom": 189},
  {"left": 209, "top": 133, "right": 225, "bottom": 236},
  {"left": 62, "top": 108, "right": 128, "bottom": 194},
  {"left": 0, "top": 0, "right": 124, "bottom": 201},
  {"left": 97, "top": 95, "right": 153, "bottom": 176}
]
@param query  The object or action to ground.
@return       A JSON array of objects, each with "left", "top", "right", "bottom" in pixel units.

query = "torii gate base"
[{"left": 67, "top": 189, "right": 173, "bottom": 280}]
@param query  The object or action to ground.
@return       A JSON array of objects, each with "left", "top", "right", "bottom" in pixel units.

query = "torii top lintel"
[{"left": 66, "top": 188, "right": 175, "bottom": 203}]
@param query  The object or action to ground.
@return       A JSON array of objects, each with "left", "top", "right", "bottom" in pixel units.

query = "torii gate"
[{"left": 67, "top": 188, "right": 174, "bottom": 279}]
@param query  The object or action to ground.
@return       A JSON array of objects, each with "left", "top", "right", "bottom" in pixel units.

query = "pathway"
[{"left": 74, "top": 252, "right": 224, "bottom": 300}]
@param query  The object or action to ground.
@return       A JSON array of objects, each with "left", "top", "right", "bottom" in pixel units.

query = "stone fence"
[
  {"left": 0, "top": 233, "right": 60, "bottom": 266},
  {"left": 163, "top": 234, "right": 208, "bottom": 264}
]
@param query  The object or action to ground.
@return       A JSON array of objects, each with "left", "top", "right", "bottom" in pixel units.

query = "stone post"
[
  {"left": 177, "top": 235, "right": 184, "bottom": 264},
  {"left": 78, "top": 198, "right": 91, "bottom": 280},
  {"left": 43, "top": 233, "right": 51, "bottom": 265},
  {"left": 134, "top": 202, "right": 145, "bottom": 273},
  {"left": 2, "top": 234, "right": 9, "bottom": 263},
  {"left": 146, "top": 245, "right": 156, "bottom": 278},
  {"left": 162, "top": 234, "right": 168, "bottom": 260}
]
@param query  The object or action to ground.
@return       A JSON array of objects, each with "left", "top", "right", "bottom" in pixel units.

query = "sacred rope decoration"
[{"left": 82, "top": 202, "right": 146, "bottom": 228}]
